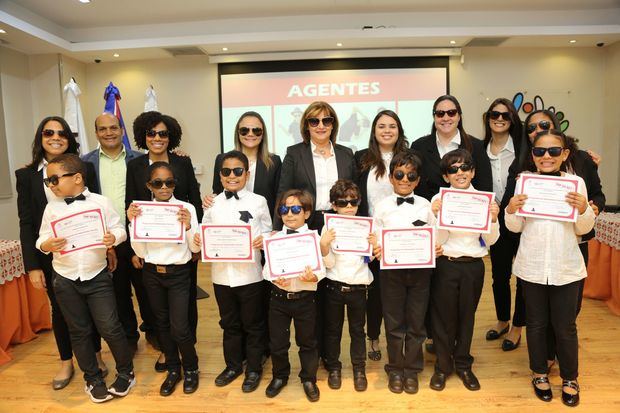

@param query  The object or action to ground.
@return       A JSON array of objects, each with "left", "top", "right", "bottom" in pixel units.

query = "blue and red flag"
[{"left": 104, "top": 82, "right": 132, "bottom": 150}]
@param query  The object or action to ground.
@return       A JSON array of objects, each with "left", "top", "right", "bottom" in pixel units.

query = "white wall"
[{"left": 602, "top": 42, "right": 620, "bottom": 204}]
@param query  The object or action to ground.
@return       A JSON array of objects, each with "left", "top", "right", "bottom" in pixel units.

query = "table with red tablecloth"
[
  {"left": 584, "top": 212, "right": 620, "bottom": 315},
  {"left": 0, "top": 240, "right": 51, "bottom": 365}
]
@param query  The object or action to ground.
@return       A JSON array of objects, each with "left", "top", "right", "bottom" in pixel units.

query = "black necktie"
[
  {"left": 224, "top": 190, "right": 239, "bottom": 200},
  {"left": 64, "top": 194, "right": 86, "bottom": 204},
  {"left": 287, "top": 229, "right": 298, "bottom": 234},
  {"left": 396, "top": 196, "right": 414, "bottom": 206},
  {"left": 540, "top": 171, "right": 562, "bottom": 177}
]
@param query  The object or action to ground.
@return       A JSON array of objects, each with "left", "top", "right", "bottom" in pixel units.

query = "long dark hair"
[
  {"left": 430, "top": 95, "right": 473, "bottom": 153},
  {"left": 361, "top": 110, "right": 409, "bottom": 178},
  {"left": 482, "top": 98, "right": 524, "bottom": 157},
  {"left": 28, "top": 116, "right": 79, "bottom": 168},
  {"left": 233, "top": 111, "right": 273, "bottom": 169}
]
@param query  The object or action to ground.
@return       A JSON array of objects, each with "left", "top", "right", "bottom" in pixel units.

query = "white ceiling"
[{"left": 1, "top": 0, "right": 619, "bottom": 63}]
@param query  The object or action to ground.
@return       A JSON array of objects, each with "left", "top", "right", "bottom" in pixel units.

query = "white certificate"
[
  {"left": 380, "top": 227, "right": 435, "bottom": 270},
  {"left": 131, "top": 201, "right": 185, "bottom": 243},
  {"left": 200, "top": 224, "right": 253, "bottom": 263},
  {"left": 51, "top": 208, "right": 106, "bottom": 255},
  {"left": 263, "top": 231, "right": 324, "bottom": 280},
  {"left": 516, "top": 174, "right": 579, "bottom": 222},
  {"left": 437, "top": 188, "right": 494, "bottom": 233},
  {"left": 324, "top": 213, "right": 374, "bottom": 256}
]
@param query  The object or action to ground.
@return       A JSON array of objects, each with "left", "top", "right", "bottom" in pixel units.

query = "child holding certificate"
[
  {"left": 195, "top": 150, "right": 272, "bottom": 393},
  {"left": 127, "top": 162, "right": 200, "bottom": 396},
  {"left": 36, "top": 154, "right": 134, "bottom": 403},
  {"left": 319, "top": 179, "right": 375, "bottom": 392},
  {"left": 505, "top": 130, "right": 594, "bottom": 407},
  {"left": 263, "top": 189, "right": 325, "bottom": 402},
  {"left": 372, "top": 151, "right": 436, "bottom": 395},
  {"left": 429, "top": 149, "right": 500, "bottom": 392}
]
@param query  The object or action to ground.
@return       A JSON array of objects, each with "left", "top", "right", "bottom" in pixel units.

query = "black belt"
[
  {"left": 444, "top": 256, "right": 482, "bottom": 263},
  {"left": 143, "top": 262, "right": 191, "bottom": 275},
  {"left": 271, "top": 286, "right": 315, "bottom": 300},
  {"left": 326, "top": 279, "right": 368, "bottom": 293}
]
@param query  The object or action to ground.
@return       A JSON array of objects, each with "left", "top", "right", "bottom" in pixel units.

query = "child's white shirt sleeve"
[{"left": 35, "top": 207, "right": 53, "bottom": 254}]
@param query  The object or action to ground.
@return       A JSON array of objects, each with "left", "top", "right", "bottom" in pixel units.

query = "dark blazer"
[
  {"left": 212, "top": 153, "right": 282, "bottom": 218},
  {"left": 82, "top": 147, "right": 143, "bottom": 190},
  {"left": 125, "top": 152, "right": 203, "bottom": 221},
  {"left": 15, "top": 162, "right": 100, "bottom": 272},
  {"left": 411, "top": 134, "right": 493, "bottom": 201}
]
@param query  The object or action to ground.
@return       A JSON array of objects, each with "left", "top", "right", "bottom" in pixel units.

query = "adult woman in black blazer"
[
  {"left": 125, "top": 111, "right": 203, "bottom": 370},
  {"left": 354, "top": 110, "right": 410, "bottom": 362},
  {"left": 16, "top": 116, "right": 103, "bottom": 390}
]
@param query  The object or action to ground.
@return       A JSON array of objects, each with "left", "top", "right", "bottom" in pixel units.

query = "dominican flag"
[{"left": 104, "top": 82, "right": 132, "bottom": 150}]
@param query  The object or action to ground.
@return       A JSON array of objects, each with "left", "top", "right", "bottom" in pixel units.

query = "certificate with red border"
[
  {"left": 324, "top": 213, "right": 374, "bottom": 256},
  {"left": 263, "top": 231, "right": 324, "bottom": 280},
  {"left": 437, "top": 188, "right": 494, "bottom": 233},
  {"left": 131, "top": 201, "right": 185, "bottom": 243},
  {"left": 200, "top": 224, "right": 253, "bottom": 263},
  {"left": 516, "top": 174, "right": 579, "bottom": 222},
  {"left": 51, "top": 208, "right": 106, "bottom": 255},
  {"left": 380, "top": 227, "right": 435, "bottom": 270}
]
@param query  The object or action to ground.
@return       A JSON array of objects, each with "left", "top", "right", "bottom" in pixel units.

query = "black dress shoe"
[
  {"left": 532, "top": 376, "right": 553, "bottom": 402},
  {"left": 302, "top": 381, "right": 320, "bottom": 402},
  {"left": 327, "top": 370, "right": 342, "bottom": 389},
  {"left": 425, "top": 339, "right": 435, "bottom": 354},
  {"left": 183, "top": 370, "right": 199, "bottom": 394},
  {"left": 429, "top": 372, "right": 447, "bottom": 391},
  {"left": 214, "top": 367, "right": 242, "bottom": 387},
  {"left": 502, "top": 335, "right": 521, "bottom": 352},
  {"left": 265, "top": 377, "right": 287, "bottom": 398},
  {"left": 561, "top": 380, "right": 579, "bottom": 407},
  {"left": 457, "top": 369, "right": 481, "bottom": 391},
  {"left": 485, "top": 324, "right": 510, "bottom": 340},
  {"left": 404, "top": 376, "right": 419, "bottom": 394},
  {"left": 160, "top": 371, "right": 182, "bottom": 396},
  {"left": 154, "top": 359, "right": 167, "bottom": 373},
  {"left": 241, "top": 371, "right": 262, "bottom": 393},
  {"left": 388, "top": 372, "right": 404, "bottom": 393},
  {"left": 353, "top": 370, "right": 367, "bottom": 392}
]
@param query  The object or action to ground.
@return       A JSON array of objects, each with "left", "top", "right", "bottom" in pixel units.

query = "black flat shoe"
[
  {"left": 214, "top": 367, "right": 242, "bottom": 387},
  {"left": 327, "top": 370, "right": 341, "bottom": 389},
  {"left": 486, "top": 324, "right": 510, "bottom": 341},
  {"left": 425, "top": 339, "right": 435, "bottom": 355},
  {"left": 353, "top": 370, "right": 367, "bottom": 392},
  {"left": 154, "top": 359, "right": 167, "bottom": 373},
  {"left": 388, "top": 372, "right": 404, "bottom": 394},
  {"left": 532, "top": 376, "right": 553, "bottom": 402},
  {"left": 302, "top": 381, "right": 320, "bottom": 402},
  {"left": 367, "top": 338, "right": 381, "bottom": 361},
  {"left": 160, "top": 371, "right": 181, "bottom": 397},
  {"left": 457, "top": 369, "right": 480, "bottom": 391},
  {"left": 502, "top": 335, "right": 521, "bottom": 352},
  {"left": 562, "top": 380, "right": 580, "bottom": 407},
  {"left": 241, "top": 371, "right": 262, "bottom": 393},
  {"left": 404, "top": 376, "right": 419, "bottom": 394},
  {"left": 429, "top": 372, "right": 447, "bottom": 391},
  {"left": 265, "top": 377, "right": 287, "bottom": 398},
  {"left": 183, "top": 370, "right": 199, "bottom": 394}
]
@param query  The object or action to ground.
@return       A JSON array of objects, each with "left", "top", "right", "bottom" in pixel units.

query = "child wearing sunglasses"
[
  {"left": 319, "top": 179, "right": 377, "bottom": 392},
  {"left": 262, "top": 189, "right": 325, "bottom": 402},
  {"left": 428, "top": 149, "right": 499, "bottom": 392},
  {"left": 372, "top": 151, "right": 438, "bottom": 395},
  {"left": 505, "top": 130, "right": 594, "bottom": 407},
  {"left": 127, "top": 162, "right": 200, "bottom": 397}
]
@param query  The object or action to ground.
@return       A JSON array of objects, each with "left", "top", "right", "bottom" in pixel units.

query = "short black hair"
[
  {"left": 146, "top": 161, "right": 175, "bottom": 182},
  {"left": 389, "top": 151, "right": 422, "bottom": 175},
  {"left": 277, "top": 189, "right": 314, "bottom": 215},
  {"left": 132, "top": 111, "right": 182, "bottom": 150},
  {"left": 220, "top": 150, "right": 249, "bottom": 170},
  {"left": 440, "top": 149, "right": 475, "bottom": 175},
  {"left": 48, "top": 153, "right": 87, "bottom": 181},
  {"left": 329, "top": 179, "right": 360, "bottom": 203}
]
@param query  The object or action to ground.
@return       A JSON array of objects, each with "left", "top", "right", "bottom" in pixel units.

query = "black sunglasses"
[
  {"left": 42, "top": 129, "right": 68, "bottom": 138},
  {"left": 433, "top": 109, "right": 458, "bottom": 118},
  {"left": 393, "top": 170, "right": 418, "bottom": 181},
  {"left": 220, "top": 167, "right": 245, "bottom": 177},
  {"left": 239, "top": 127, "right": 263, "bottom": 137},
  {"left": 526, "top": 120, "right": 551, "bottom": 134},
  {"left": 278, "top": 205, "right": 303, "bottom": 216},
  {"left": 307, "top": 117, "right": 335, "bottom": 128},
  {"left": 43, "top": 172, "right": 77, "bottom": 187},
  {"left": 146, "top": 129, "right": 170, "bottom": 138},
  {"left": 488, "top": 111, "right": 511, "bottom": 121},
  {"left": 446, "top": 163, "right": 474, "bottom": 174},
  {"left": 532, "top": 147, "right": 564, "bottom": 157},
  {"left": 148, "top": 178, "right": 177, "bottom": 189},
  {"left": 334, "top": 198, "right": 361, "bottom": 208}
]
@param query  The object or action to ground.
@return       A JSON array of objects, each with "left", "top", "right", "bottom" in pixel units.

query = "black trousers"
[
  {"left": 380, "top": 268, "right": 432, "bottom": 378},
  {"left": 431, "top": 257, "right": 485, "bottom": 374},
  {"left": 53, "top": 270, "right": 133, "bottom": 383},
  {"left": 269, "top": 288, "right": 318, "bottom": 383},
  {"left": 366, "top": 259, "right": 383, "bottom": 340},
  {"left": 143, "top": 263, "right": 198, "bottom": 372},
  {"left": 213, "top": 282, "right": 266, "bottom": 373},
  {"left": 522, "top": 279, "right": 580, "bottom": 380},
  {"left": 112, "top": 242, "right": 140, "bottom": 344},
  {"left": 489, "top": 231, "right": 525, "bottom": 326},
  {"left": 323, "top": 281, "right": 367, "bottom": 371}
]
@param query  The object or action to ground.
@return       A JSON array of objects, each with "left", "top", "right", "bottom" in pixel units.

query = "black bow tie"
[
  {"left": 224, "top": 190, "right": 239, "bottom": 200},
  {"left": 540, "top": 171, "right": 562, "bottom": 177},
  {"left": 286, "top": 229, "right": 298, "bottom": 234},
  {"left": 64, "top": 194, "right": 86, "bottom": 204},
  {"left": 396, "top": 196, "right": 414, "bottom": 206}
]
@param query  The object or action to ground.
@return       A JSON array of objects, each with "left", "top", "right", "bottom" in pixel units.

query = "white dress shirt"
[
  {"left": 311, "top": 141, "right": 339, "bottom": 211},
  {"left": 505, "top": 173, "right": 595, "bottom": 286},
  {"left": 486, "top": 137, "right": 515, "bottom": 203},
  {"left": 203, "top": 188, "right": 272, "bottom": 288},
  {"left": 130, "top": 196, "right": 200, "bottom": 266},
  {"left": 321, "top": 225, "right": 373, "bottom": 285},
  {"left": 431, "top": 185, "right": 500, "bottom": 258},
  {"left": 373, "top": 192, "right": 435, "bottom": 237},
  {"left": 246, "top": 159, "right": 257, "bottom": 193},
  {"left": 263, "top": 224, "right": 326, "bottom": 292},
  {"left": 436, "top": 130, "right": 461, "bottom": 159},
  {"left": 366, "top": 152, "right": 393, "bottom": 217},
  {"left": 36, "top": 189, "right": 126, "bottom": 281}
]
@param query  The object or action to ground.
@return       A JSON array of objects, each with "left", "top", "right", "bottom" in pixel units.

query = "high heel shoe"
[{"left": 562, "top": 380, "right": 580, "bottom": 407}]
